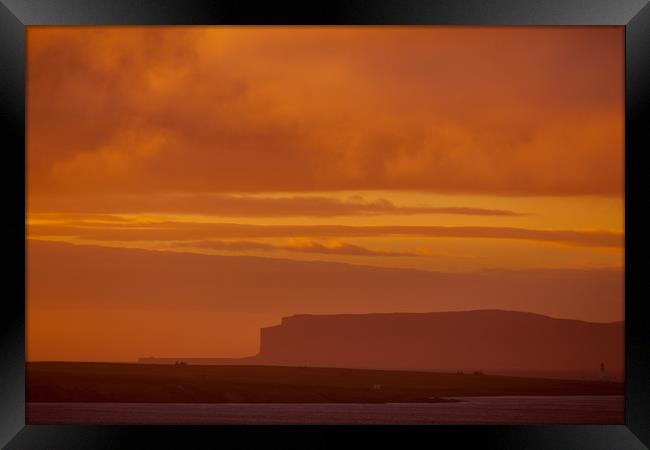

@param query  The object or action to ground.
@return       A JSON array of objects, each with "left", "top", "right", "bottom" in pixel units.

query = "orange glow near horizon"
[{"left": 27, "top": 26, "right": 624, "bottom": 362}]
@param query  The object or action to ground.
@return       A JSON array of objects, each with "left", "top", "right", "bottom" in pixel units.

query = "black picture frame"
[{"left": 1, "top": 0, "right": 648, "bottom": 448}]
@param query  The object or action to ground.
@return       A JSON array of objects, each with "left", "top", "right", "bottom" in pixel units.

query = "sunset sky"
[{"left": 26, "top": 26, "right": 624, "bottom": 362}]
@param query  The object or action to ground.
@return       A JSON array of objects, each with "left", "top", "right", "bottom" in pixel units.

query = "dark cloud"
[
  {"left": 28, "top": 220, "right": 623, "bottom": 248},
  {"left": 28, "top": 193, "right": 525, "bottom": 217},
  {"left": 176, "top": 240, "right": 416, "bottom": 257}
]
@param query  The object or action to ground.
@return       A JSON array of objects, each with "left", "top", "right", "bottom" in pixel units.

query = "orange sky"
[{"left": 26, "top": 26, "right": 624, "bottom": 362}]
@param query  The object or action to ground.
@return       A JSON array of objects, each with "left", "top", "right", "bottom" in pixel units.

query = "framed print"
[{"left": 1, "top": 0, "right": 649, "bottom": 448}]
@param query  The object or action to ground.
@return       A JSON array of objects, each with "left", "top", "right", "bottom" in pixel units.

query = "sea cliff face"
[
  {"left": 139, "top": 310, "right": 623, "bottom": 380},
  {"left": 255, "top": 310, "right": 623, "bottom": 380}
]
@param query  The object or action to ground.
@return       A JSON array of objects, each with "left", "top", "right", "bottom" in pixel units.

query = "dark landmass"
[
  {"left": 141, "top": 310, "right": 624, "bottom": 381},
  {"left": 27, "top": 362, "right": 623, "bottom": 404}
]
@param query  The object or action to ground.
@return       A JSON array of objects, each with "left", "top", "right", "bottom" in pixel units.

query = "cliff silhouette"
[{"left": 140, "top": 310, "right": 623, "bottom": 380}]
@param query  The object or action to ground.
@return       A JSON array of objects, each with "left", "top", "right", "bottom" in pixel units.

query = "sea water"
[{"left": 27, "top": 395, "right": 624, "bottom": 425}]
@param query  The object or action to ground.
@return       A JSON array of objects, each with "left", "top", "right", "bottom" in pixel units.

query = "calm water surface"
[{"left": 27, "top": 395, "right": 624, "bottom": 425}]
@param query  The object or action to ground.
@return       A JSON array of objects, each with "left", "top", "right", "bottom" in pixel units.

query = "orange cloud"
[
  {"left": 27, "top": 26, "right": 623, "bottom": 198},
  {"left": 25, "top": 27, "right": 625, "bottom": 362}
]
